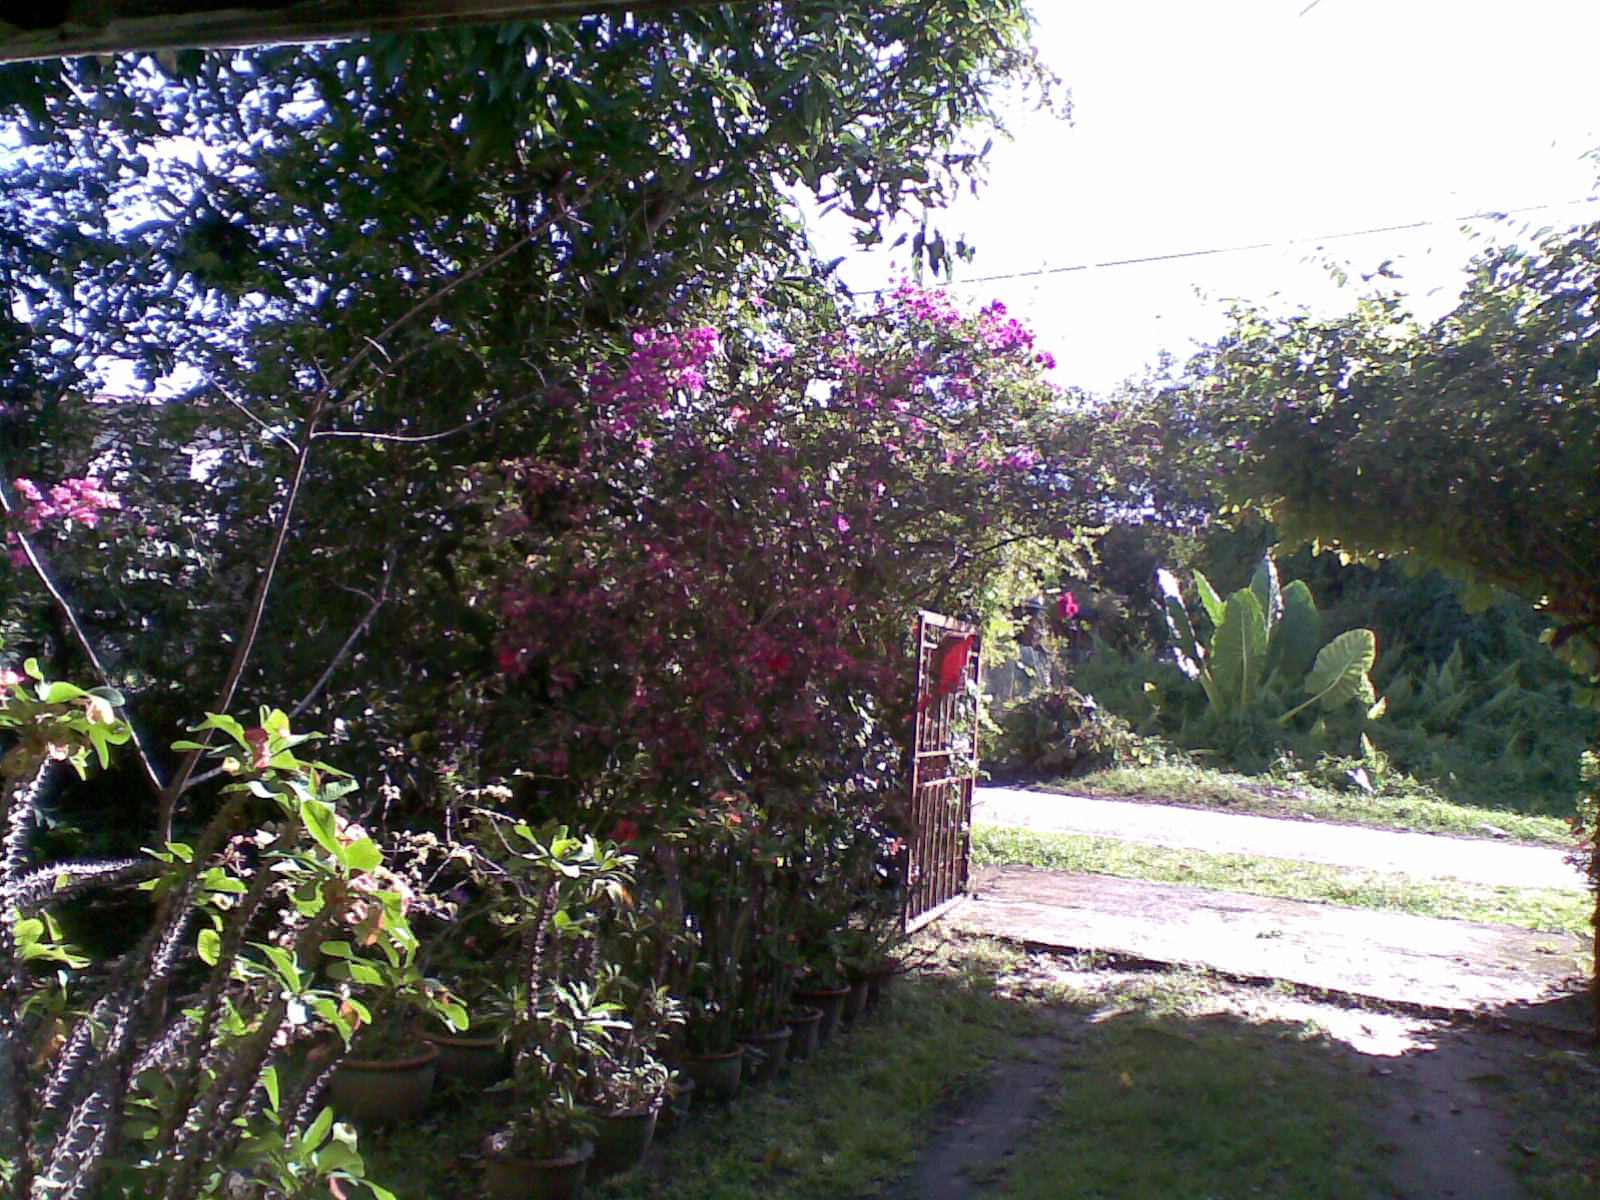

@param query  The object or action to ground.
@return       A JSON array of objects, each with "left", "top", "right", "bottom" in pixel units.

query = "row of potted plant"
[{"left": 318, "top": 788, "right": 910, "bottom": 1198}]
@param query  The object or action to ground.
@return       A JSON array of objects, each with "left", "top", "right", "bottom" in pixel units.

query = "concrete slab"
[
  {"left": 954, "top": 865, "right": 1589, "bottom": 1029},
  {"left": 973, "top": 786, "right": 1588, "bottom": 892}
]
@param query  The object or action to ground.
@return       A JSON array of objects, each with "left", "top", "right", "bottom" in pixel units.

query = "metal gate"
[{"left": 903, "top": 610, "right": 982, "bottom": 931}]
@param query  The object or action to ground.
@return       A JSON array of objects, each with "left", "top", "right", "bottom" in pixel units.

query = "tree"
[
  {"left": 0, "top": 4, "right": 1056, "bottom": 825},
  {"left": 483, "top": 286, "right": 1101, "bottom": 820},
  {"left": 1188, "top": 219, "right": 1600, "bottom": 1033}
]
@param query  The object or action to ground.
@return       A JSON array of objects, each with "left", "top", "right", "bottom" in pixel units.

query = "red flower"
[
  {"left": 611, "top": 818, "right": 641, "bottom": 843},
  {"left": 243, "top": 728, "right": 272, "bottom": 772},
  {"left": 766, "top": 651, "right": 793, "bottom": 674}
]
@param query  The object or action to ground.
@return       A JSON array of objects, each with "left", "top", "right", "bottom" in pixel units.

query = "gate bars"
[{"left": 903, "top": 610, "right": 982, "bottom": 931}]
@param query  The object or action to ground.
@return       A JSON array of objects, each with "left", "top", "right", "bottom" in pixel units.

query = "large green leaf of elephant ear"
[
  {"left": 1283, "top": 628, "right": 1377, "bottom": 722},
  {"left": 1267, "top": 579, "right": 1321, "bottom": 684},
  {"left": 1156, "top": 568, "right": 1202, "bottom": 680},
  {"left": 1249, "top": 554, "right": 1283, "bottom": 629},
  {"left": 1210, "top": 589, "right": 1269, "bottom": 715},
  {"left": 1193, "top": 570, "right": 1225, "bottom": 629}
]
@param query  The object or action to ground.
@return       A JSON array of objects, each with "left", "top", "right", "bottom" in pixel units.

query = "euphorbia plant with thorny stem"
[
  {"left": 0, "top": 673, "right": 428, "bottom": 1199},
  {"left": 476, "top": 820, "right": 635, "bottom": 1159}
]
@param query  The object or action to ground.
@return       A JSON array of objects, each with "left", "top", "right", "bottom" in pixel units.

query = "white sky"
[{"left": 810, "top": 0, "right": 1600, "bottom": 393}]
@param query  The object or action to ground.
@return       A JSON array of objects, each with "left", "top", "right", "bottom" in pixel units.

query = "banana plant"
[{"left": 1156, "top": 554, "right": 1381, "bottom": 726}]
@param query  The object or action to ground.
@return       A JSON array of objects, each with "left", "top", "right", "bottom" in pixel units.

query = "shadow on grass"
[{"left": 356, "top": 941, "right": 1597, "bottom": 1200}]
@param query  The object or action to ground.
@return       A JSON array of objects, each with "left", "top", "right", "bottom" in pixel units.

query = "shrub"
[{"left": 988, "top": 687, "right": 1162, "bottom": 778}]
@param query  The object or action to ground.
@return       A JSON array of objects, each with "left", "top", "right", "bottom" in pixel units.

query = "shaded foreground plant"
[{"left": 0, "top": 672, "right": 422, "bottom": 1199}]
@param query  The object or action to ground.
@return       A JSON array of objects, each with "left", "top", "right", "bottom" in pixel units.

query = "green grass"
[
  {"left": 1505, "top": 1047, "right": 1600, "bottom": 1200},
  {"left": 358, "top": 958, "right": 1043, "bottom": 1200},
  {"left": 356, "top": 937, "right": 1599, "bottom": 1200},
  {"left": 972, "top": 825, "right": 1590, "bottom": 935},
  {"left": 1046, "top": 763, "right": 1576, "bottom": 847},
  {"left": 995, "top": 1013, "right": 1384, "bottom": 1200}
]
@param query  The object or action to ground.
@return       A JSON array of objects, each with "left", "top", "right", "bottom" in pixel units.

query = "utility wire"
[{"left": 859, "top": 196, "right": 1600, "bottom": 294}]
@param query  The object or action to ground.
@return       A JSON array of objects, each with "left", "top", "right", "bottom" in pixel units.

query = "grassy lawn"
[
  {"left": 357, "top": 936, "right": 1597, "bottom": 1200},
  {"left": 972, "top": 825, "right": 1590, "bottom": 935},
  {"left": 1039, "top": 763, "right": 1576, "bottom": 847},
  {"left": 995, "top": 1014, "right": 1382, "bottom": 1200},
  {"left": 359, "top": 952, "right": 1043, "bottom": 1200}
]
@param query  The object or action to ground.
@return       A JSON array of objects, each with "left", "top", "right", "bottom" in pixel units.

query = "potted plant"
[
  {"left": 736, "top": 842, "right": 803, "bottom": 1083},
  {"left": 478, "top": 821, "right": 635, "bottom": 1200},
  {"left": 325, "top": 881, "right": 470, "bottom": 1124},
  {"left": 664, "top": 795, "right": 762, "bottom": 1100},
  {"left": 581, "top": 897, "right": 686, "bottom": 1174}
]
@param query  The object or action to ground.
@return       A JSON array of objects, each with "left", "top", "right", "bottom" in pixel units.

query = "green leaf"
[
  {"left": 1210, "top": 590, "right": 1269, "bottom": 715},
  {"left": 197, "top": 928, "right": 222, "bottom": 965},
  {"left": 1282, "top": 628, "right": 1378, "bottom": 722},
  {"left": 1192, "top": 570, "right": 1224, "bottom": 628},
  {"left": 303, "top": 1105, "right": 336, "bottom": 1150},
  {"left": 1249, "top": 554, "right": 1283, "bottom": 629},
  {"left": 343, "top": 836, "right": 382, "bottom": 873},
  {"left": 1268, "top": 580, "right": 1320, "bottom": 683},
  {"left": 1155, "top": 568, "right": 1202, "bottom": 680},
  {"left": 301, "top": 798, "right": 341, "bottom": 855}
]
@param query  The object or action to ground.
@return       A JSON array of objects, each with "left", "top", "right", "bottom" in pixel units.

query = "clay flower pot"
[
  {"left": 738, "top": 1025, "right": 793, "bottom": 1084},
  {"left": 329, "top": 1043, "right": 439, "bottom": 1124},
  {"left": 592, "top": 1103, "right": 661, "bottom": 1175},
  {"left": 786, "top": 1006, "right": 824, "bottom": 1060},
  {"left": 418, "top": 1026, "right": 507, "bottom": 1087},
  {"left": 792, "top": 984, "right": 849, "bottom": 1045},
  {"left": 682, "top": 1044, "right": 745, "bottom": 1102},
  {"left": 483, "top": 1139, "right": 595, "bottom": 1200}
]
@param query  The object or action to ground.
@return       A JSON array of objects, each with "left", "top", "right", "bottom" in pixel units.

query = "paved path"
[
  {"left": 973, "top": 785, "right": 1587, "bottom": 892},
  {"left": 955, "top": 865, "right": 1590, "bottom": 1030}
]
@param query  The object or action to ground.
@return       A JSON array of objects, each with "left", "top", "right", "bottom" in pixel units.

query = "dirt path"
[{"left": 892, "top": 951, "right": 1593, "bottom": 1200}]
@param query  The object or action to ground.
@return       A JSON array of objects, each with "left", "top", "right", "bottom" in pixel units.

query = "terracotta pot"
[
  {"left": 683, "top": 1045, "right": 744, "bottom": 1102},
  {"left": 483, "top": 1140, "right": 594, "bottom": 1200},
  {"left": 418, "top": 1027, "right": 506, "bottom": 1086},
  {"left": 592, "top": 1104, "right": 660, "bottom": 1175},
  {"left": 738, "top": 1025, "right": 792, "bottom": 1084},
  {"left": 786, "top": 1006, "right": 824, "bottom": 1061},
  {"left": 329, "top": 1043, "right": 438, "bottom": 1124},
  {"left": 792, "top": 984, "right": 849, "bottom": 1044}
]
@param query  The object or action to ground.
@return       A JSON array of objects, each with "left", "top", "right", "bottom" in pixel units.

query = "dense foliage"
[{"left": 0, "top": 2, "right": 1055, "bottom": 829}]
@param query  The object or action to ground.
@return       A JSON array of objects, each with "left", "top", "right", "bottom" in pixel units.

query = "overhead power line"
[{"left": 863, "top": 196, "right": 1600, "bottom": 294}]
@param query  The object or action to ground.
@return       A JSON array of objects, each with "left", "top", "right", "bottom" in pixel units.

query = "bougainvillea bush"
[{"left": 485, "top": 286, "right": 1101, "bottom": 825}]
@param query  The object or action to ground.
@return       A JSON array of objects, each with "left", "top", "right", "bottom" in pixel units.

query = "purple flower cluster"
[{"left": 591, "top": 327, "right": 721, "bottom": 437}]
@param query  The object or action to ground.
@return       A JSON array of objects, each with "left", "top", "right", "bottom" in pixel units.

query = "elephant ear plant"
[
  {"left": 0, "top": 667, "right": 415, "bottom": 1200},
  {"left": 1156, "top": 554, "right": 1383, "bottom": 755}
]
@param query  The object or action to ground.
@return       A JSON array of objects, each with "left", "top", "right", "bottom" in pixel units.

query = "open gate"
[{"left": 903, "top": 610, "right": 982, "bottom": 931}]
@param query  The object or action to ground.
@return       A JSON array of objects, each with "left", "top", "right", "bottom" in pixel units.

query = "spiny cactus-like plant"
[{"left": 0, "top": 670, "right": 421, "bottom": 1200}]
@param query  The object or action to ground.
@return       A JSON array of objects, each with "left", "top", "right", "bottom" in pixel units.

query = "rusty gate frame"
[{"left": 903, "top": 610, "right": 982, "bottom": 932}]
